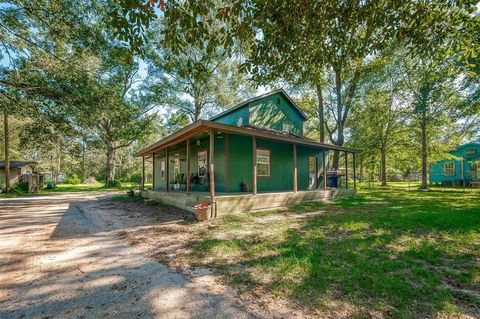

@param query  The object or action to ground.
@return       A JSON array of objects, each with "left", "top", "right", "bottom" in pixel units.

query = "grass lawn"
[{"left": 185, "top": 187, "right": 480, "bottom": 318}]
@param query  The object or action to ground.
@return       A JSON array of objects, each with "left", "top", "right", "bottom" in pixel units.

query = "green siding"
[
  {"left": 212, "top": 92, "right": 305, "bottom": 136},
  {"left": 249, "top": 93, "right": 304, "bottom": 136},
  {"left": 256, "top": 139, "right": 294, "bottom": 192},
  {"left": 214, "top": 134, "right": 227, "bottom": 192},
  {"left": 214, "top": 106, "right": 249, "bottom": 127},
  {"left": 152, "top": 132, "right": 330, "bottom": 194},
  {"left": 228, "top": 134, "right": 253, "bottom": 192}
]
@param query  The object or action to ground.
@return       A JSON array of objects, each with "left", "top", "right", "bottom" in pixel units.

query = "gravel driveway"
[{"left": 0, "top": 192, "right": 253, "bottom": 319}]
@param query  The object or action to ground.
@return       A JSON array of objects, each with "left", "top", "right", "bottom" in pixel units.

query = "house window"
[
  {"left": 256, "top": 149, "right": 271, "bottom": 177},
  {"left": 283, "top": 123, "right": 291, "bottom": 132},
  {"left": 160, "top": 160, "right": 165, "bottom": 179},
  {"left": 444, "top": 161, "right": 455, "bottom": 176},
  {"left": 471, "top": 162, "right": 478, "bottom": 180},
  {"left": 198, "top": 150, "right": 207, "bottom": 178},
  {"left": 173, "top": 154, "right": 180, "bottom": 177}
]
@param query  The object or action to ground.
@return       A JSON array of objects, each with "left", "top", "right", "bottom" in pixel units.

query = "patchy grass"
[{"left": 185, "top": 187, "right": 480, "bottom": 318}]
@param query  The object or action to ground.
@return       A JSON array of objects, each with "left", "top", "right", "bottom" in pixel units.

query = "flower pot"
[{"left": 193, "top": 203, "right": 210, "bottom": 221}]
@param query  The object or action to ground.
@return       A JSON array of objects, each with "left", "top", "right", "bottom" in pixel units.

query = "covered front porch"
[{"left": 136, "top": 120, "right": 357, "bottom": 216}]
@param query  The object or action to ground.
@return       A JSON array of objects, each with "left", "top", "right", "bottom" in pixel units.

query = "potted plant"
[{"left": 193, "top": 202, "right": 210, "bottom": 221}]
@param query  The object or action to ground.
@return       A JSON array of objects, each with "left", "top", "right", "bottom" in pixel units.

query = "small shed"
[{"left": 0, "top": 161, "right": 38, "bottom": 191}]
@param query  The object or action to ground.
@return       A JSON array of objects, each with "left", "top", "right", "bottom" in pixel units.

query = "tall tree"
[
  {"left": 349, "top": 57, "right": 410, "bottom": 186},
  {"left": 144, "top": 15, "right": 254, "bottom": 122},
  {"left": 1, "top": 0, "right": 159, "bottom": 187}
]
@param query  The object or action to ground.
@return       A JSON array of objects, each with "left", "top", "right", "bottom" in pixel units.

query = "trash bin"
[{"left": 326, "top": 171, "right": 339, "bottom": 188}]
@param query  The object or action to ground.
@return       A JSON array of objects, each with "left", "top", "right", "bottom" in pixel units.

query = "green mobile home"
[
  {"left": 430, "top": 143, "right": 480, "bottom": 186},
  {"left": 136, "top": 89, "right": 357, "bottom": 216}
]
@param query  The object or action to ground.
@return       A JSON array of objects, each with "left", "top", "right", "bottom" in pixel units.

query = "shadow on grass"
[{"left": 186, "top": 188, "right": 480, "bottom": 318}]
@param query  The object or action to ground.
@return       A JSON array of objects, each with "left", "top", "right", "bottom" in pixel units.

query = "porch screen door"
[{"left": 308, "top": 156, "right": 317, "bottom": 190}]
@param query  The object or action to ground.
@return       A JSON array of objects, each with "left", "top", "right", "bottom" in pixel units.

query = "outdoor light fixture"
[{"left": 196, "top": 140, "right": 201, "bottom": 146}]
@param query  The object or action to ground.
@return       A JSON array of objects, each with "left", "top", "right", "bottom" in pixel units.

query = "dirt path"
[{"left": 0, "top": 192, "right": 253, "bottom": 319}]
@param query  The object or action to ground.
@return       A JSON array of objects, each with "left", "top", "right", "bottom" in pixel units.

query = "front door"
[{"left": 308, "top": 156, "right": 317, "bottom": 190}]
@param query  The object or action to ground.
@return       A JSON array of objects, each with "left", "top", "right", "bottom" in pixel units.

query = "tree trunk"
[
  {"left": 106, "top": 143, "right": 116, "bottom": 187},
  {"left": 332, "top": 150, "right": 340, "bottom": 171},
  {"left": 420, "top": 107, "right": 428, "bottom": 189},
  {"left": 380, "top": 146, "right": 387, "bottom": 187},
  {"left": 4, "top": 112, "right": 10, "bottom": 193},
  {"left": 194, "top": 102, "right": 201, "bottom": 121},
  {"left": 332, "top": 69, "right": 344, "bottom": 170},
  {"left": 316, "top": 84, "right": 325, "bottom": 143},
  {"left": 359, "top": 158, "right": 363, "bottom": 182},
  {"left": 81, "top": 138, "right": 86, "bottom": 182}
]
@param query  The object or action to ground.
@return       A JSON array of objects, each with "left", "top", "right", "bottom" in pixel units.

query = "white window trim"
[
  {"left": 444, "top": 161, "right": 455, "bottom": 177},
  {"left": 256, "top": 148, "right": 271, "bottom": 177},
  {"left": 161, "top": 160, "right": 166, "bottom": 179}
]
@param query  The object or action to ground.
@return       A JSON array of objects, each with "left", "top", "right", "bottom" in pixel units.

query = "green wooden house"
[
  {"left": 135, "top": 89, "right": 357, "bottom": 216},
  {"left": 429, "top": 143, "right": 480, "bottom": 186}
]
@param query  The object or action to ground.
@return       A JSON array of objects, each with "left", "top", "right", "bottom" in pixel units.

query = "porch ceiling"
[{"left": 134, "top": 120, "right": 357, "bottom": 157}]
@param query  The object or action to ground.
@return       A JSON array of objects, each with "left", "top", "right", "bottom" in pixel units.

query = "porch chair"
[{"left": 199, "top": 173, "right": 210, "bottom": 192}]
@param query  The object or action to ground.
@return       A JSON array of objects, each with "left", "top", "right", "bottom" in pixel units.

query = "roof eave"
[{"left": 135, "top": 120, "right": 357, "bottom": 157}]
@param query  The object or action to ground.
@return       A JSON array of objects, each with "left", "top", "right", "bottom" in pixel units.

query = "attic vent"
[
  {"left": 276, "top": 97, "right": 280, "bottom": 105},
  {"left": 467, "top": 149, "right": 477, "bottom": 155},
  {"left": 236, "top": 117, "right": 243, "bottom": 127}
]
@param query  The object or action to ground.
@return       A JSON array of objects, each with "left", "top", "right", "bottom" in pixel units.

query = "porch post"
[
  {"left": 322, "top": 151, "right": 327, "bottom": 191},
  {"left": 209, "top": 129, "right": 215, "bottom": 199},
  {"left": 225, "top": 133, "right": 230, "bottom": 192},
  {"left": 345, "top": 151, "right": 349, "bottom": 189},
  {"left": 186, "top": 138, "right": 191, "bottom": 193},
  {"left": 253, "top": 136, "right": 257, "bottom": 195},
  {"left": 141, "top": 156, "right": 145, "bottom": 190},
  {"left": 293, "top": 143, "right": 297, "bottom": 193},
  {"left": 353, "top": 152, "right": 357, "bottom": 190},
  {"left": 152, "top": 152, "right": 156, "bottom": 191},
  {"left": 166, "top": 147, "right": 169, "bottom": 192}
]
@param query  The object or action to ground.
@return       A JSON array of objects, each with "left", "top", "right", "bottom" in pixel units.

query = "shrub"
[
  {"left": 11, "top": 182, "right": 29, "bottom": 194},
  {"left": 111, "top": 180, "right": 122, "bottom": 188},
  {"left": 64, "top": 174, "right": 81, "bottom": 185}
]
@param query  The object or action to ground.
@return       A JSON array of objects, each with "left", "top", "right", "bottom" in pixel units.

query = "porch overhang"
[{"left": 134, "top": 120, "right": 357, "bottom": 157}]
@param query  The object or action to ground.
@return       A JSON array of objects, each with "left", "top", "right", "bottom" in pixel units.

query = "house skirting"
[{"left": 140, "top": 189, "right": 356, "bottom": 217}]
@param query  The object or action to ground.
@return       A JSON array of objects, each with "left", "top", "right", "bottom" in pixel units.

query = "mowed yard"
[{"left": 119, "top": 185, "right": 480, "bottom": 319}]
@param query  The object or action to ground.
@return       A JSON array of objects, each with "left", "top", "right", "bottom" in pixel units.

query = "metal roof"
[
  {"left": 134, "top": 120, "right": 357, "bottom": 157},
  {"left": 0, "top": 161, "right": 37, "bottom": 169}
]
